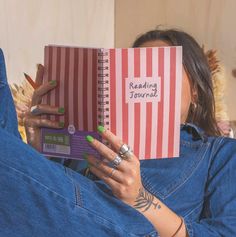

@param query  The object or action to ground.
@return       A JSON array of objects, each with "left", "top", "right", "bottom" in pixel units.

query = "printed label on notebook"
[
  {"left": 43, "top": 133, "right": 70, "bottom": 155},
  {"left": 41, "top": 129, "right": 101, "bottom": 159},
  {"left": 125, "top": 77, "right": 161, "bottom": 103}
]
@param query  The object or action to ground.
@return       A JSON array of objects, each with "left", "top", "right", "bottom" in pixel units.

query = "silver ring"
[
  {"left": 119, "top": 144, "right": 130, "bottom": 156},
  {"left": 119, "top": 144, "right": 133, "bottom": 159},
  {"left": 109, "top": 168, "right": 116, "bottom": 178},
  {"left": 30, "top": 105, "right": 40, "bottom": 115},
  {"left": 109, "top": 155, "right": 122, "bottom": 168},
  {"left": 123, "top": 149, "right": 134, "bottom": 159}
]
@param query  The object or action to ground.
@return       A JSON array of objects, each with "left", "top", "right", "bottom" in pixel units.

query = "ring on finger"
[
  {"left": 123, "top": 149, "right": 134, "bottom": 159},
  {"left": 30, "top": 105, "right": 40, "bottom": 115},
  {"left": 119, "top": 143, "right": 133, "bottom": 159},
  {"left": 109, "top": 168, "right": 116, "bottom": 178},
  {"left": 119, "top": 143, "right": 130, "bottom": 156},
  {"left": 109, "top": 155, "right": 122, "bottom": 168}
]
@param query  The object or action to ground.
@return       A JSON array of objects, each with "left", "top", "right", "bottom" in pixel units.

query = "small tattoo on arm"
[{"left": 134, "top": 188, "right": 161, "bottom": 212}]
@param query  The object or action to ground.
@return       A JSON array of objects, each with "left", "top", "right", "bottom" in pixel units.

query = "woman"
[{"left": 1, "top": 29, "right": 236, "bottom": 236}]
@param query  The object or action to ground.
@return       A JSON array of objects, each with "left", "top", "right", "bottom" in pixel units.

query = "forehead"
[{"left": 138, "top": 40, "right": 171, "bottom": 47}]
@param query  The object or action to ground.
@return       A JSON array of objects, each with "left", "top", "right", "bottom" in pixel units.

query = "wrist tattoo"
[{"left": 134, "top": 187, "right": 161, "bottom": 212}]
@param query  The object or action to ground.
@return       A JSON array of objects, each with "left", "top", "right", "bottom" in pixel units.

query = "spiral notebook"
[{"left": 41, "top": 45, "right": 182, "bottom": 160}]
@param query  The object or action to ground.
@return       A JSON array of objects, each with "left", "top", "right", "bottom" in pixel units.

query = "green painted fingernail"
[
  {"left": 58, "top": 107, "right": 65, "bottom": 113},
  {"left": 49, "top": 80, "right": 57, "bottom": 86},
  {"left": 59, "top": 121, "right": 64, "bottom": 128},
  {"left": 97, "top": 125, "right": 105, "bottom": 133},
  {"left": 86, "top": 135, "right": 94, "bottom": 143}
]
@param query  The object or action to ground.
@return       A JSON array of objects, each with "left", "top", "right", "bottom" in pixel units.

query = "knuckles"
[{"left": 123, "top": 177, "right": 135, "bottom": 187}]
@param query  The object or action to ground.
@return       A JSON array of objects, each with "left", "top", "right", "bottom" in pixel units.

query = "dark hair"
[{"left": 133, "top": 29, "right": 220, "bottom": 136}]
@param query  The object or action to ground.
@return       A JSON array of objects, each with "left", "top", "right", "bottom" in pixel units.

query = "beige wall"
[
  {"left": 1, "top": 0, "right": 236, "bottom": 119},
  {"left": 115, "top": 0, "right": 236, "bottom": 120},
  {"left": 0, "top": 0, "right": 114, "bottom": 83}
]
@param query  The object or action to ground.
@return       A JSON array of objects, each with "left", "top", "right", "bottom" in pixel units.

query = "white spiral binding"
[{"left": 97, "top": 49, "right": 110, "bottom": 130}]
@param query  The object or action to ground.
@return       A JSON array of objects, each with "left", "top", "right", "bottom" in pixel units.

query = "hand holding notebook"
[{"left": 41, "top": 45, "right": 182, "bottom": 160}]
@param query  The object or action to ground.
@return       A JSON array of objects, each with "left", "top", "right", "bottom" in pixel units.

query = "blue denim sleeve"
[
  {"left": 0, "top": 49, "right": 21, "bottom": 139},
  {"left": 184, "top": 137, "right": 236, "bottom": 236}
]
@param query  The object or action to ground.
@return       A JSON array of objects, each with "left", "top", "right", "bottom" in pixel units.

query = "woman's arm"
[
  {"left": 132, "top": 187, "right": 187, "bottom": 237},
  {"left": 86, "top": 126, "right": 188, "bottom": 237}
]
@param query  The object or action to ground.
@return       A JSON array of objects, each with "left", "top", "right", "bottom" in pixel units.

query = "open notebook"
[{"left": 41, "top": 45, "right": 182, "bottom": 160}]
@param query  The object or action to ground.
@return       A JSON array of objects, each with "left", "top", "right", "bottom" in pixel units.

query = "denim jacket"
[
  {"left": 63, "top": 123, "right": 236, "bottom": 236},
  {"left": 138, "top": 123, "right": 236, "bottom": 236},
  {"left": 0, "top": 48, "right": 235, "bottom": 236}
]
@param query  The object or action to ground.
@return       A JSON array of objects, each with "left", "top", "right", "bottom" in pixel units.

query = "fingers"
[
  {"left": 87, "top": 155, "right": 124, "bottom": 183},
  {"left": 97, "top": 126, "right": 123, "bottom": 152},
  {"left": 25, "top": 127, "right": 42, "bottom": 151},
  {"left": 36, "top": 118, "right": 64, "bottom": 128},
  {"left": 86, "top": 135, "right": 127, "bottom": 171},
  {"left": 97, "top": 126, "right": 136, "bottom": 161},
  {"left": 25, "top": 64, "right": 57, "bottom": 106},
  {"left": 35, "top": 64, "right": 44, "bottom": 86},
  {"left": 30, "top": 104, "right": 65, "bottom": 116},
  {"left": 86, "top": 126, "right": 137, "bottom": 164},
  {"left": 31, "top": 80, "right": 57, "bottom": 106},
  {"left": 89, "top": 162, "right": 122, "bottom": 194},
  {"left": 24, "top": 116, "right": 64, "bottom": 129}
]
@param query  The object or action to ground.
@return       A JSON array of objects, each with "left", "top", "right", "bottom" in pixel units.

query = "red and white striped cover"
[
  {"left": 43, "top": 46, "right": 99, "bottom": 131},
  {"left": 42, "top": 46, "right": 182, "bottom": 159},
  {"left": 108, "top": 47, "right": 182, "bottom": 159}
]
